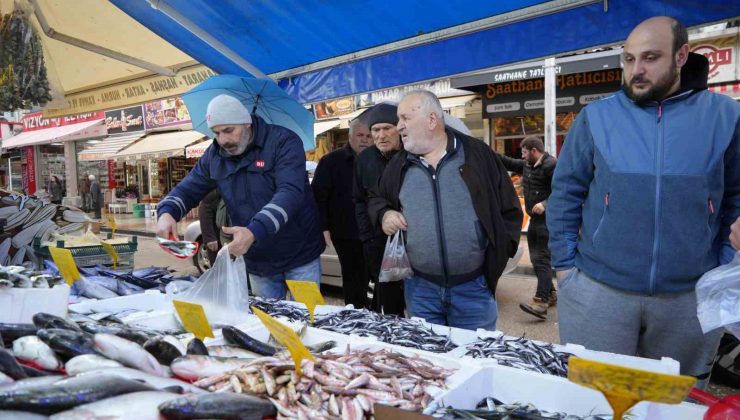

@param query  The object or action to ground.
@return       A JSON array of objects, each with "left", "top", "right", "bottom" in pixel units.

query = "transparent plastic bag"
[
  {"left": 696, "top": 252, "right": 740, "bottom": 338},
  {"left": 378, "top": 231, "right": 414, "bottom": 283},
  {"left": 176, "top": 245, "right": 250, "bottom": 324}
]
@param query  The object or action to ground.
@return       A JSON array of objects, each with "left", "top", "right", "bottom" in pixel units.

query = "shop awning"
[
  {"left": 709, "top": 82, "right": 740, "bottom": 100},
  {"left": 440, "top": 95, "right": 478, "bottom": 110},
  {"left": 77, "top": 132, "right": 146, "bottom": 161},
  {"left": 314, "top": 121, "right": 341, "bottom": 139},
  {"left": 185, "top": 139, "right": 213, "bottom": 159},
  {"left": 1, "top": 119, "right": 106, "bottom": 150},
  {"left": 114, "top": 130, "right": 206, "bottom": 160},
  {"left": 111, "top": 0, "right": 740, "bottom": 104}
]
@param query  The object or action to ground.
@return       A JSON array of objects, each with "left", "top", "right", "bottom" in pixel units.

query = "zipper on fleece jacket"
[{"left": 649, "top": 103, "right": 664, "bottom": 295}]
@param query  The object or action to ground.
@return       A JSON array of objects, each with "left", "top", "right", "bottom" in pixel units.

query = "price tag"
[
  {"left": 286, "top": 280, "right": 325, "bottom": 323},
  {"left": 252, "top": 307, "right": 314, "bottom": 375},
  {"left": 100, "top": 242, "right": 119, "bottom": 270},
  {"left": 568, "top": 357, "right": 696, "bottom": 419},
  {"left": 107, "top": 215, "right": 117, "bottom": 237},
  {"left": 48, "top": 247, "right": 81, "bottom": 286},
  {"left": 172, "top": 300, "right": 214, "bottom": 341}
]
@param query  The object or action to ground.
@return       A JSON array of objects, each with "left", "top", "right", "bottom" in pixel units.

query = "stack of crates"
[{"left": 32, "top": 236, "right": 138, "bottom": 270}]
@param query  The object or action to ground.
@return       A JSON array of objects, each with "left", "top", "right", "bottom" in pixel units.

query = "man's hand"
[
  {"left": 157, "top": 213, "right": 179, "bottom": 241},
  {"left": 322, "top": 230, "right": 332, "bottom": 247},
  {"left": 206, "top": 241, "right": 219, "bottom": 252},
  {"left": 382, "top": 210, "right": 407, "bottom": 236},
  {"left": 222, "top": 226, "right": 256, "bottom": 256},
  {"left": 731, "top": 216, "right": 740, "bottom": 251},
  {"left": 532, "top": 202, "right": 545, "bottom": 215},
  {"left": 556, "top": 268, "right": 574, "bottom": 282}
]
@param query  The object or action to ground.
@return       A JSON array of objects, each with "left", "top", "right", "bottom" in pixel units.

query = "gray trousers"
[{"left": 558, "top": 268, "right": 723, "bottom": 387}]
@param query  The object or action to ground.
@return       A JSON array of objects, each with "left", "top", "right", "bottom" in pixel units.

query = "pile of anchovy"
[
  {"left": 250, "top": 297, "right": 309, "bottom": 322},
  {"left": 433, "top": 397, "right": 611, "bottom": 419},
  {"left": 193, "top": 346, "right": 454, "bottom": 418},
  {"left": 464, "top": 336, "right": 573, "bottom": 377},
  {"left": 314, "top": 310, "right": 457, "bottom": 353}
]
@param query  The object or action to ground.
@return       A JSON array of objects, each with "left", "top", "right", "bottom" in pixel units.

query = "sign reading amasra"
[
  {"left": 42, "top": 65, "right": 215, "bottom": 118},
  {"left": 483, "top": 69, "right": 622, "bottom": 118},
  {"left": 105, "top": 106, "right": 144, "bottom": 134}
]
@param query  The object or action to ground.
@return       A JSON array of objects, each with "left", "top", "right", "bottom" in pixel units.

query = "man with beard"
[
  {"left": 353, "top": 103, "right": 405, "bottom": 315},
  {"left": 312, "top": 118, "right": 373, "bottom": 308},
  {"left": 547, "top": 17, "right": 739, "bottom": 386},
  {"left": 157, "top": 94, "right": 324, "bottom": 299},
  {"left": 498, "top": 136, "right": 558, "bottom": 320}
]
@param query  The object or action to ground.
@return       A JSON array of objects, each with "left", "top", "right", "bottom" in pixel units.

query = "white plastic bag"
[
  {"left": 378, "top": 231, "right": 414, "bottom": 283},
  {"left": 176, "top": 245, "right": 250, "bottom": 325},
  {"left": 696, "top": 251, "right": 740, "bottom": 338}
]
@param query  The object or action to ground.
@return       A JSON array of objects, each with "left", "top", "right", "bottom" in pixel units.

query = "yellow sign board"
[
  {"left": 100, "top": 242, "right": 119, "bottom": 270},
  {"left": 172, "top": 300, "right": 215, "bottom": 341},
  {"left": 42, "top": 65, "right": 216, "bottom": 118},
  {"left": 252, "top": 307, "right": 314, "bottom": 375},
  {"left": 568, "top": 357, "right": 696, "bottom": 419},
  {"left": 286, "top": 280, "right": 325, "bottom": 323},
  {"left": 48, "top": 247, "right": 81, "bottom": 286}
]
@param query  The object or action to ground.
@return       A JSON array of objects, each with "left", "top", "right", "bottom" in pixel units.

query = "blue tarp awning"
[{"left": 111, "top": 0, "right": 740, "bottom": 104}]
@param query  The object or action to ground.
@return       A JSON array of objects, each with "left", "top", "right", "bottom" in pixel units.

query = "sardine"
[
  {"left": 158, "top": 392, "right": 277, "bottom": 420},
  {"left": 93, "top": 334, "right": 166, "bottom": 377},
  {"left": 12, "top": 336, "right": 63, "bottom": 371}
]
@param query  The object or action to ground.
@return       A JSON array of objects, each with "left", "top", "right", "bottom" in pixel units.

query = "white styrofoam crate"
[
  {"left": 0, "top": 284, "right": 69, "bottom": 323},
  {"left": 427, "top": 365, "right": 707, "bottom": 420},
  {"left": 449, "top": 329, "right": 680, "bottom": 375},
  {"left": 69, "top": 290, "right": 171, "bottom": 314}
]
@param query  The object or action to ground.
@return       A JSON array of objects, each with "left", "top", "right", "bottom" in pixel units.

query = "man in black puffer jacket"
[{"left": 499, "top": 136, "right": 557, "bottom": 320}]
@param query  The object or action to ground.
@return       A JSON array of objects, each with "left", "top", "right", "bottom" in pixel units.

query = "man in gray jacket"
[{"left": 89, "top": 175, "right": 102, "bottom": 219}]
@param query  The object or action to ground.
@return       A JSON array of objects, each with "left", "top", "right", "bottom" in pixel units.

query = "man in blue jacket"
[
  {"left": 157, "top": 94, "right": 324, "bottom": 299},
  {"left": 548, "top": 17, "right": 739, "bottom": 384}
]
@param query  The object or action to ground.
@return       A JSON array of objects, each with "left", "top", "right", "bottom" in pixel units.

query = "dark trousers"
[
  {"left": 93, "top": 203, "right": 102, "bottom": 220},
  {"left": 527, "top": 216, "right": 554, "bottom": 300},
  {"left": 333, "top": 238, "right": 369, "bottom": 309},
  {"left": 363, "top": 238, "right": 405, "bottom": 316}
]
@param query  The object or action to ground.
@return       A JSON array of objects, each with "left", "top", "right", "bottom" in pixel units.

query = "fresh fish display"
[
  {"left": 314, "top": 310, "right": 457, "bottom": 353},
  {"left": 76, "top": 367, "right": 205, "bottom": 394},
  {"left": 12, "top": 336, "right": 63, "bottom": 371},
  {"left": 186, "top": 338, "right": 209, "bottom": 356},
  {"left": 36, "top": 329, "right": 97, "bottom": 359},
  {"left": 143, "top": 337, "right": 184, "bottom": 365},
  {"left": 433, "top": 397, "right": 611, "bottom": 419},
  {"left": 170, "top": 355, "right": 254, "bottom": 381},
  {"left": 464, "top": 336, "right": 573, "bottom": 377},
  {"left": 93, "top": 333, "right": 166, "bottom": 377},
  {"left": 0, "top": 323, "right": 37, "bottom": 345},
  {"left": 0, "top": 373, "right": 156, "bottom": 414},
  {"left": 250, "top": 296, "right": 310, "bottom": 322},
  {"left": 64, "top": 354, "right": 124, "bottom": 375},
  {"left": 192, "top": 346, "right": 454, "bottom": 418},
  {"left": 51, "top": 390, "right": 181, "bottom": 420},
  {"left": 158, "top": 392, "right": 277, "bottom": 420},
  {"left": 0, "top": 376, "right": 64, "bottom": 392},
  {"left": 0, "top": 348, "right": 28, "bottom": 379},
  {"left": 0, "top": 266, "right": 64, "bottom": 289},
  {"left": 222, "top": 326, "right": 279, "bottom": 356}
]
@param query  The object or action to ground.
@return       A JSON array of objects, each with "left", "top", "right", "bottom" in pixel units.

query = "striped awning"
[
  {"left": 708, "top": 82, "right": 740, "bottom": 99},
  {"left": 78, "top": 132, "right": 145, "bottom": 161}
]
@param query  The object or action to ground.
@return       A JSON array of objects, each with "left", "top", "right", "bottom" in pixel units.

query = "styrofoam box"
[
  {"left": 69, "top": 290, "right": 172, "bottom": 314},
  {"left": 0, "top": 284, "right": 70, "bottom": 323},
  {"left": 447, "top": 329, "right": 680, "bottom": 375},
  {"left": 203, "top": 322, "right": 354, "bottom": 350},
  {"left": 427, "top": 365, "right": 707, "bottom": 419}
]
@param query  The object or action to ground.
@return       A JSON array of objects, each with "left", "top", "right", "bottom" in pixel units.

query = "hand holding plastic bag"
[
  {"left": 378, "top": 231, "right": 414, "bottom": 283},
  {"left": 696, "top": 252, "right": 740, "bottom": 338},
  {"left": 175, "top": 245, "right": 250, "bottom": 325}
]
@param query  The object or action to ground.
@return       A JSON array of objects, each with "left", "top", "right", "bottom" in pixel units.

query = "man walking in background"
[
  {"left": 498, "top": 136, "right": 557, "bottom": 320},
  {"left": 313, "top": 118, "right": 373, "bottom": 308}
]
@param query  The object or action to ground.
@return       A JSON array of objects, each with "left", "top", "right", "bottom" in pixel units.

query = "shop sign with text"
[
  {"left": 22, "top": 111, "right": 105, "bottom": 132},
  {"left": 144, "top": 96, "right": 191, "bottom": 129},
  {"left": 42, "top": 66, "right": 215, "bottom": 118},
  {"left": 690, "top": 34, "right": 738, "bottom": 84},
  {"left": 313, "top": 97, "right": 355, "bottom": 120},
  {"left": 105, "top": 106, "right": 144, "bottom": 134},
  {"left": 483, "top": 69, "right": 622, "bottom": 118}
]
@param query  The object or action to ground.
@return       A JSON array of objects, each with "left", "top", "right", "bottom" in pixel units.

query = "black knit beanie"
[{"left": 365, "top": 103, "right": 398, "bottom": 129}]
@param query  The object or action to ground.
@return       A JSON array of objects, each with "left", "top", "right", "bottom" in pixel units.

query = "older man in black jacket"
[
  {"left": 312, "top": 118, "right": 373, "bottom": 308},
  {"left": 369, "top": 90, "right": 522, "bottom": 330},
  {"left": 499, "top": 137, "right": 557, "bottom": 320}
]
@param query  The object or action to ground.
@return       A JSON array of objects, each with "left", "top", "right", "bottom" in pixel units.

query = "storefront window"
[{"left": 38, "top": 144, "right": 66, "bottom": 193}]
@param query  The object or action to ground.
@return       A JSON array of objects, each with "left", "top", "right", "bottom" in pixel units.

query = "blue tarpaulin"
[{"left": 112, "top": 1, "right": 740, "bottom": 103}]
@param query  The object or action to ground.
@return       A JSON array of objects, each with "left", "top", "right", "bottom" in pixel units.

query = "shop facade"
[{"left": 691, "top": 26, "right": 739, "bottom": 101}]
